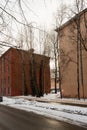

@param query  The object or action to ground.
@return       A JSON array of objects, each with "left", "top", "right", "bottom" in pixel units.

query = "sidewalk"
[
  {"left": 16, "top": 95, "right": 87, "bottom": 107},
  {"left": 53, "top": 98, "right": 87, "bottom": 107}
]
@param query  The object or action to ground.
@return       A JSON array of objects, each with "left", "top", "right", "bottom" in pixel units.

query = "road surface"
[{"left": 0, "top": 105, "right": 86, "bottom": 130}]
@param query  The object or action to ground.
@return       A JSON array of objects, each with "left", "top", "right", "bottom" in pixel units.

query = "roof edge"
[{"left": 55, "top": 8, "right": 87, "bottom": 32}]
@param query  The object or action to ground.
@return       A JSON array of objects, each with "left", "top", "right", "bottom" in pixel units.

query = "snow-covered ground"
[{"left": 0, "top": 94, "right": 87, "bottom": 128}]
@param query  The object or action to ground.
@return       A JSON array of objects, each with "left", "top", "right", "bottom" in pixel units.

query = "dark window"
[
  {"left": 1, "top": 79, "right": 2, "bottom": 86},
  {"left": 8, "top": 76, "right": 10, "bottom": 84},
  {"left": 8, "top": 87, "right": 10, "bottom": 94},
  {"left": 8, "top": 65, "right": 9, "bottom": 72},
  {"left": 4, "top": 88, "right": 6, "bottom": 95},
  {"left": 4, "top": 78, "right": 6, "bottom": 85}
]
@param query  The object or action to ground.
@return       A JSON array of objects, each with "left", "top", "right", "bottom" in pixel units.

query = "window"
[
  {"left": 1, "top": 78, "right": 2, "bottom": 86},
  {"left": 8, "top": 87, "right": 11, "bottom": 94},
  {"left": 4, "top": 88, "right": 6, "bottom": 95},
  {"left": 4, "top": 78, "right": 6, "bottom": 85},
  {"left": 8, "top": 65, "right": 10, "bottom": 72},
  {"left": 8, "top": 76, "right": 10, "bottom": 84}
]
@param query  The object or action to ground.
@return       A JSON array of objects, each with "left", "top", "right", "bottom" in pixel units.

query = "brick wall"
[
  {"left": 0, "top": 48, "right": 51, "bottom": 96},
  {"left": 57, "top": 9, "right": 87, "bottom": 98}
]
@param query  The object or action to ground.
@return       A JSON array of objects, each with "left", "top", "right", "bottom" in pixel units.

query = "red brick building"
[{"left": 0, "top": 48, "right": 51, "bottom": 96}]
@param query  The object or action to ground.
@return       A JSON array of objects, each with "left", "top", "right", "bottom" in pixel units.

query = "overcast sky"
[
  {"left": 21, "top": 0, "right": 74, "bottom": 29},
  {"left": 0, "top": 0, "right": 74, "bottom": 53}
]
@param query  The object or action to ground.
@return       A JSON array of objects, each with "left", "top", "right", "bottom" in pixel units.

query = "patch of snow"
[{"left": 0, "top": 95, "right": 87, "bottom": 128}]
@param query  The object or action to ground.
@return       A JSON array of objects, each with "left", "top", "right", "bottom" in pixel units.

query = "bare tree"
[
  {"left": 50, "top": 32, "right": 58, "bottom": 94},
  {"left": 54, "top": 4, "right": 68, "bottom": 96},
  {"left": 0, "top": 0, "right": 52, "bottom": 97}
]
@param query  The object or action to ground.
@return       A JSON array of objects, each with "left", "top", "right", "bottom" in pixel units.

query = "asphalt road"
[{"left": 0, "top": 105, "right": 86, "bottom": 130}]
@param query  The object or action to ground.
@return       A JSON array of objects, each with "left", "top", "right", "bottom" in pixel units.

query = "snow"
[{"left": 0, "top": 94, "right": 87, "bottom": 128}]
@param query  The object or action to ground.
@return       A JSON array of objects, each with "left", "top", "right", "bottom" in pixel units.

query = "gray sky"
[
  {"left": 20, "top": 0, "right": 74, "bottom": 29},
  {"left": 0, "top": 0, "right": 74, "bottom": 52}
]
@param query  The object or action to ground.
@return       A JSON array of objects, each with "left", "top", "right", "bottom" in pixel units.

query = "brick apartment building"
[
  {"left": 0, "top": 48, "right": 51, "bottom": 96},
  {"left": 56, "top": 8, "right": 87, "bottom": 98}
]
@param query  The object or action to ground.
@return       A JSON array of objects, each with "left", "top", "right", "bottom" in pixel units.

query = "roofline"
[
  {"left": 0, "top": 47, "right": 50, "bottom": 59},
  {"left": 0, "top": 47, "right": 12, "bottom": 59},
  {"left": 55, "top": 8, "right": 87, "bottom": 32}
]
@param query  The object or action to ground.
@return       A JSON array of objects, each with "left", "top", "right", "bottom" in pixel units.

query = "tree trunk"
[
  {"left": 30, "top": 54, "right": 40, "bottom": 97},
  {"left": 39, "top": 60, "right": 44, "bottom": 96},
  {"left": 18, "top": 50, "right": 28, "bottom": 96}
]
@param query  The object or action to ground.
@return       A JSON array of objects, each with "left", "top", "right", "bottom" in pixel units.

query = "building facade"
[
  {"left": 0, "top": 48, "right": 51, "bottom": 96},
  {"left": 56, "top": 8, "right": 87, "bottom": 98},
  {"left": 50, "top": 69, "right": 59, "bottom": 90}
]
